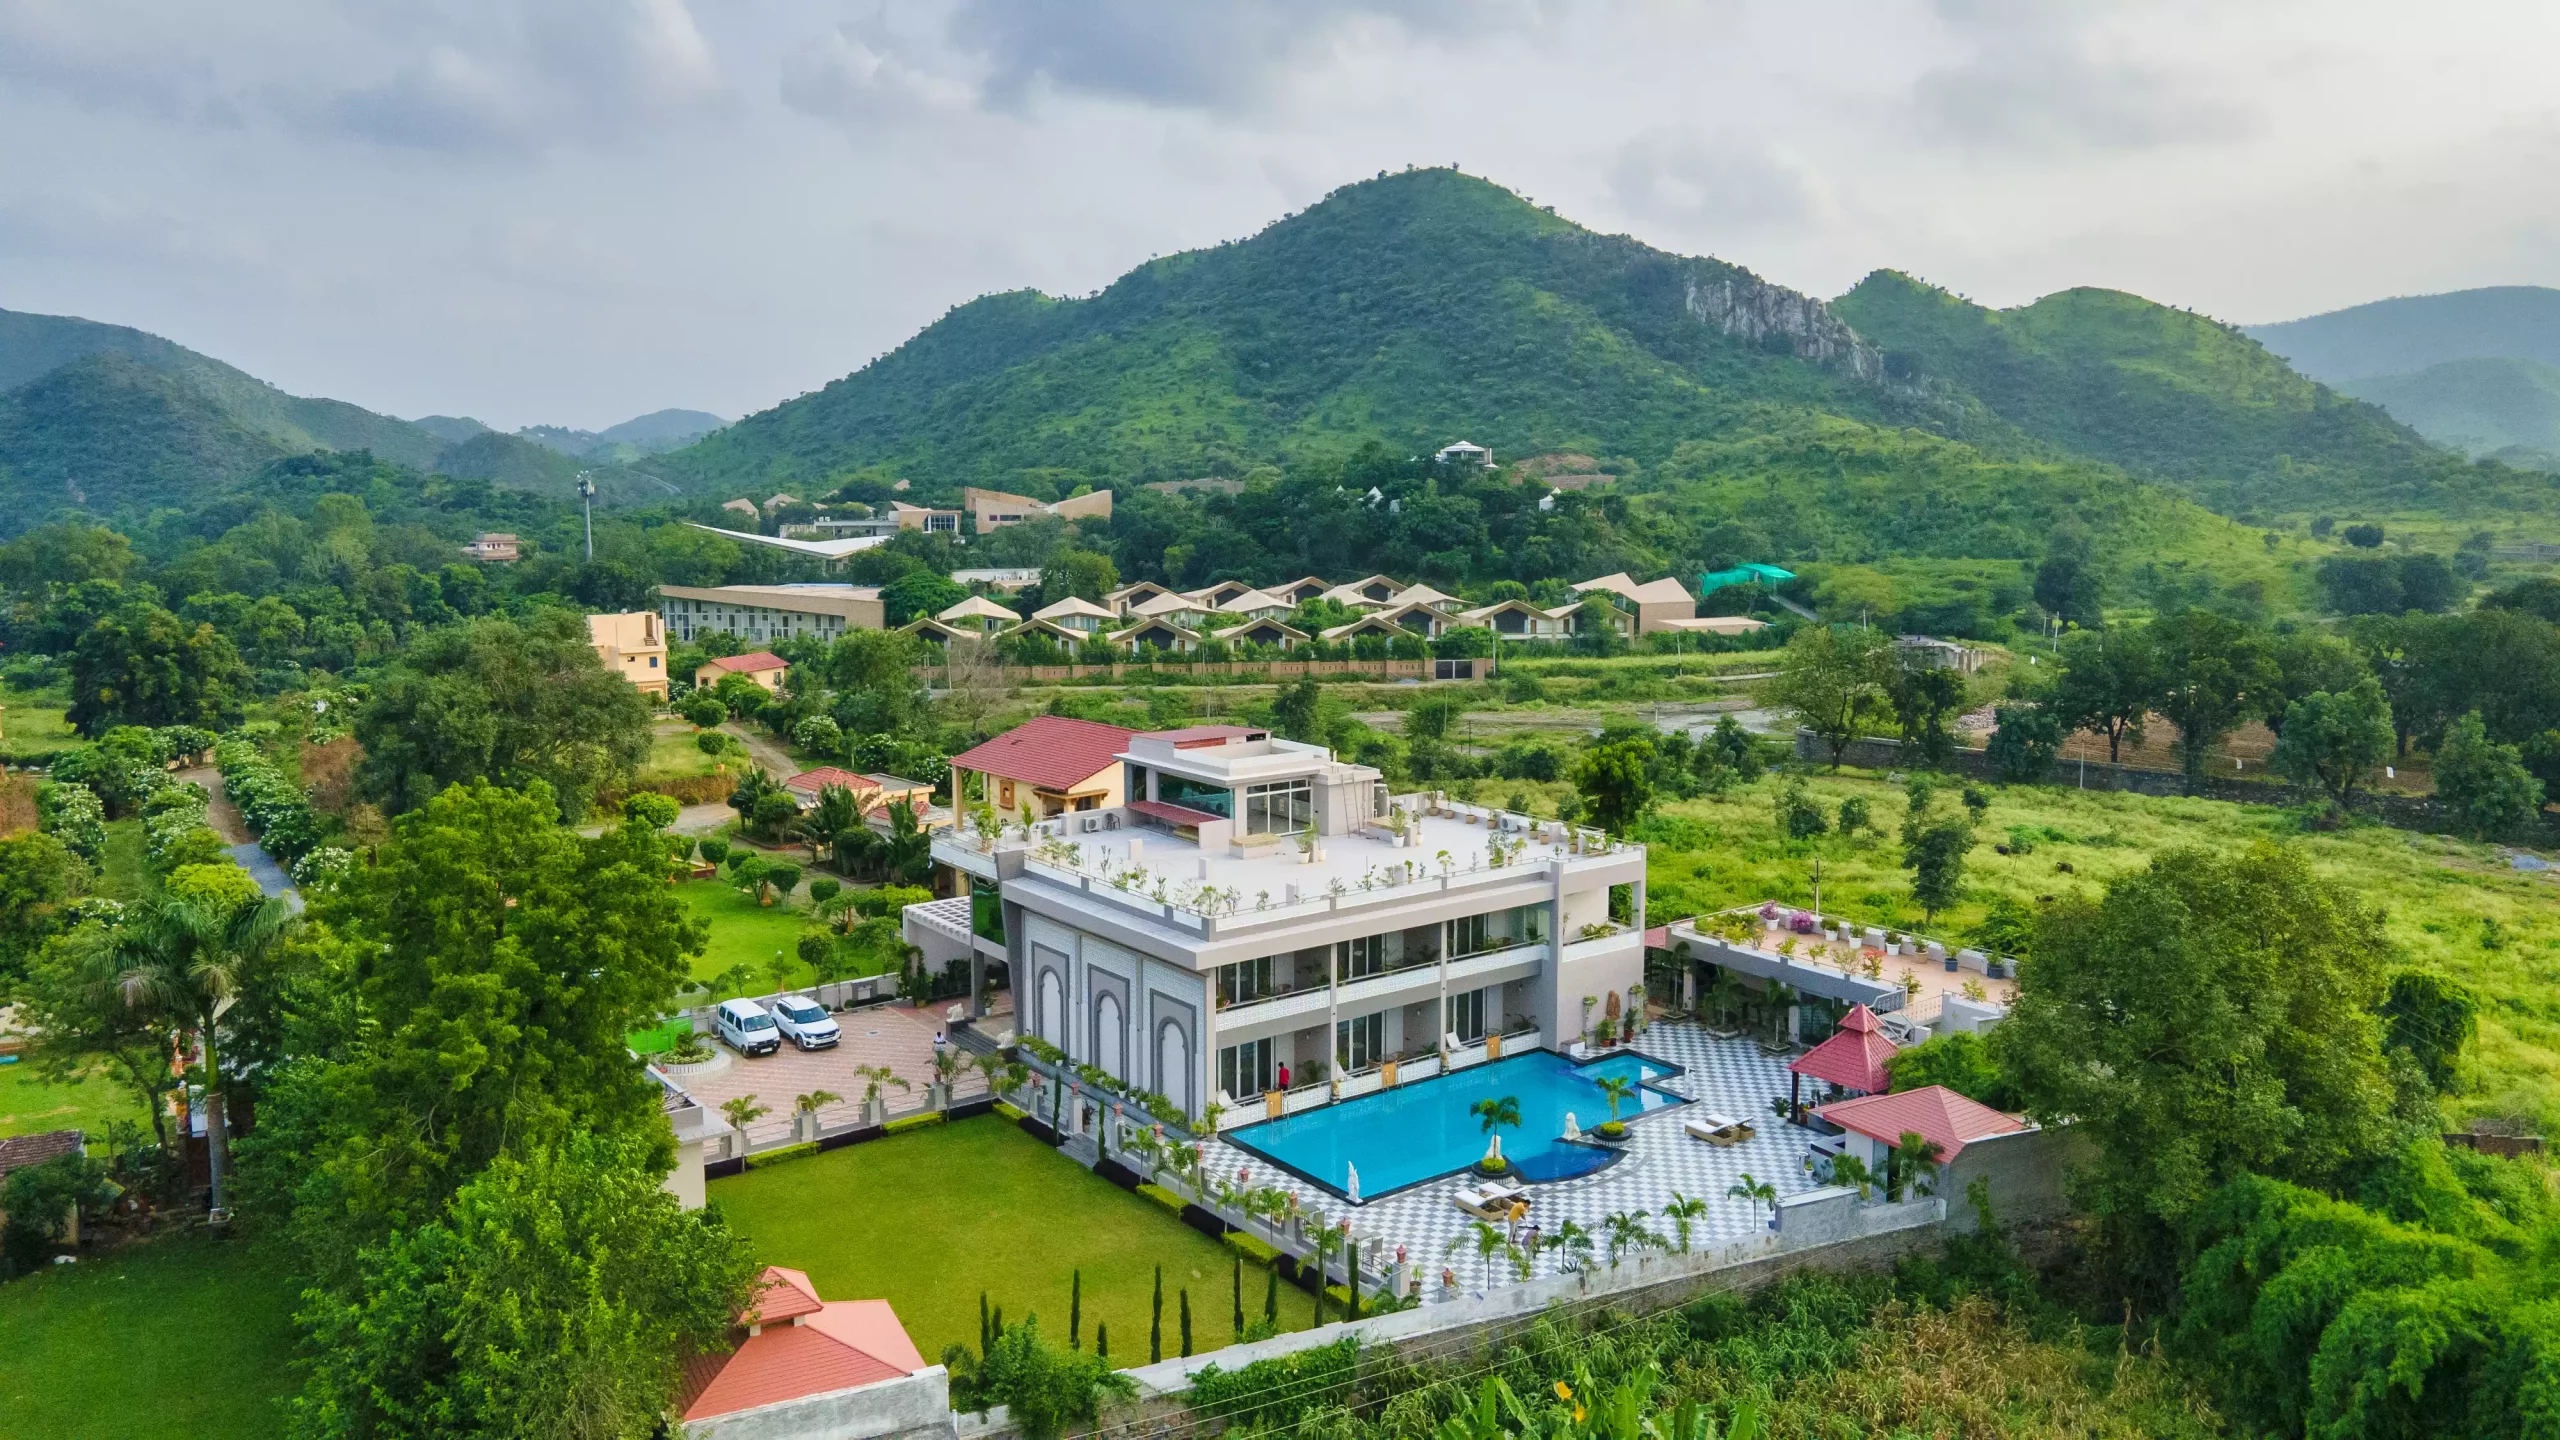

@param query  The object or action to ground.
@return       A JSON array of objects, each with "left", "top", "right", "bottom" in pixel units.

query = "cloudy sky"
[{"left": 5, "top": 1, "right": 2556, "bottom": 429}]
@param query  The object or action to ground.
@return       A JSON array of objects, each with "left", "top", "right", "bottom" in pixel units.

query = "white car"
[
  {"left": 769, "top": 994, "right": 840, "bottom": 1051},
  {"left": 716, "top": 998, "right": 782, "bottom": 1057}
]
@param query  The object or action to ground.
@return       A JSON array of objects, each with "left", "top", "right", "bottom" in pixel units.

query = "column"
[
  {"left": 1437, "top": 919, "right": 1451, "bottom": 1053},
  {"left": 1327, "top": 942, "right": 1340, "bottom": 1080}
]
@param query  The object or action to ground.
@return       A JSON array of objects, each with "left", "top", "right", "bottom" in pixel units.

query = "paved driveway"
[{"left": 682, "top": 1001, "right": 991, "bottom": 1139}]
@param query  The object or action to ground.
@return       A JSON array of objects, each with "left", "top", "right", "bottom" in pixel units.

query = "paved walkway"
[{"left": 677, "top": 1000, "right": 991, "bottom": 1141}]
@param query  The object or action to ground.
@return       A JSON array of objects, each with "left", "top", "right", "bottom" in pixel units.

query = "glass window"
[
  {"left": 1336, "top": 1011, "right": 1385, "bottom": 1070},
  {"left": 1336, "top": 934, "right": 1390, "bottom": 980},
  {"left": 1156, "top": 772, "right": 1232, "bottom": 818},
  {"left": 1219, "top": 1039, "right": 1271, "bottom": 1099},
  {"left": 1451, "top": 904, "right": 1551, "bottom": 958},
  {"left": 1450, "top": 989, "right": 1487, "bottom": 1043},
  {"left": 1242, "top": 778, "right": 1313, "bottom": 836},
  {"left": 1216, "top": 956, "right": 1272, "bottom": 1006}
]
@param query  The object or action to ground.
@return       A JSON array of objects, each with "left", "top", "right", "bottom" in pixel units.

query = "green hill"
[
  {"left": 2246, "top": 285, "right": 2560, "bottom": 382},
  {"left": 0, "top": 352, "right": 293, "bottom": 517},
  {"left": 0, "top": 306, "right": 444, "bottom": 469},
  {"left": 1828, "top": 272, "right": 2532, "bottom": 516},
  {"left": 661, "top": 168, "right": 1946, "bottom": 496},
  {"left": 2337, "top": 356, "right": 2560, "bottom": 468}
]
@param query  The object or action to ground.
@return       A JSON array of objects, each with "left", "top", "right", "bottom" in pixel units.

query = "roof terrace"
[{"left": 936, "top": 793, "right": 1635, "bottom": 938}]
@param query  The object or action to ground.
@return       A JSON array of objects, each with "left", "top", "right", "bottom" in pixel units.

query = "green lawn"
[
  {"left": 94, "top": 817, "right": 148, "bottom": 902},
  {"left": 678, "top": 876, "right": 816, "bottom": 987},
  {"left": 1640, "top": 769, "right": 2560, "bottom": 1134},
  {"left": 640, "top": 722, "right": 726, "bottom": 784},
  {"left": 0, "top": 686, "right": 78, "bottom": 757},
  {"left": 0, "top": 1059, "right": 144, "bottom": 1140},
  {"left": 675, "top": 876, "right": 908, "bottom": 992},
  {"left": 710, "top": 1115, "right": 1310, "bottom": 1362},
  {"left": 0, "top": 1235, "right": 301, "bottom": 1439}
]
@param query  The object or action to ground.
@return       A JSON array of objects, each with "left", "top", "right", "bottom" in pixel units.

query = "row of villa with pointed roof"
[{"left": 902, "top": 569, "right": 1769, "bottom": 654}]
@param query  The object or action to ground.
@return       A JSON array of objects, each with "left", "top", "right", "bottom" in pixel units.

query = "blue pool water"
[{"left": 1228, "top": 1050, "right": 1681, "bottom": 1199}]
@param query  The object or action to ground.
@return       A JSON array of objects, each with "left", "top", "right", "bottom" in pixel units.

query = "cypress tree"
[
  {"left": 1263, "top": 1264, "right": 1278, "bottom": 1324},
  {"left": 1232, "top": 1257, "right": 1244, "bottom": 1339},
  {"left": 1179, "top": 1289, "right": 1193, "bottom": 1358},
  {"left": 1150, "top": 1267, "right": 1163, "bottom": 1363},
  {"left": 1070, "top": 1269, "right": 1082, "bottom": 1350},
  {"left": 979, "top": 1291, "right": 991, "bottom": 1358},
  {"left": 1096, "top": 1322, "right": 1109, "bottom": 1360}
]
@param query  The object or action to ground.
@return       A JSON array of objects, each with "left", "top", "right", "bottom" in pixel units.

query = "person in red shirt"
[{"left": 1275, "top": 1062, "right": 1291, "bottom": 1092}]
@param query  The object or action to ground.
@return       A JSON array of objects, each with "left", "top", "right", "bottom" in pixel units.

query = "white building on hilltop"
[{"left": 915, "top": 724, "right": 1645, "bottom": 1127}]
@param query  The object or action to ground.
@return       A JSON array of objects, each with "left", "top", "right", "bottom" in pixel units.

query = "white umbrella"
[{"left": 1346, "top": 1162, "right": 1362, "bottom": 1205}]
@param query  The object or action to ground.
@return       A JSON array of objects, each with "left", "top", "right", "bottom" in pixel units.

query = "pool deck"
[{"left": 1205, "top": 1020, "right": 1823, "bottom": 1286}]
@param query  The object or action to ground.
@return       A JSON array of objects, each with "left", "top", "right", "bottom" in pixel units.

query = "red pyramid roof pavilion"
[{"left": 1788, "top": 1004, "right": 1898, "bottom": 1095}]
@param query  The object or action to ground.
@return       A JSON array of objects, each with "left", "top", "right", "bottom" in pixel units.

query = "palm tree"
[
  {"left": 1660, "top": 1191, "right": 1709, "bottom": 1253},
  {"left": 933, "top": 1047, "right": 977, "bottom": 1112},
  {"left": 1593, "top": 1074, "right": 1638, "bottom": 1128},
  {"left": 1601, "top": 1209, "right": 1663, "bottom": 1267},
  {"left": 1470, "top": 1094, "right": 1522, "bottom": 1135},
  {"left": 1541, "top": 1219, "right": 1596, "bottom": 1272},
  {"left": 878, "top": 799, "right": 932, "bottom": 885},
  {"left": 1728, "top": 1173, "right": 1780, "bottom": 1225},
  {"left": 1893, "top": 1132, "right": 1947, "bottom": 1201},
  {"left": 1828, "top": 1152, "right": 1875, "bottom": 1201},
  {"left": 1446, "top": 1219, "right": 1514, "bottom": 1291},
  {"left": 720, "top": 1094, "right": 770, "bottom": 1133},
  {"left": 794, "top": 1089, "right": 843, "bottom": 1116},
  {"left": 706, "top": 960, "right": 758, "bottom": 1001},
  {"left": 797, "top": 784, "right": 863, "bottom": 867},
  {"left": 110, "top": 890, "right": 291, "bottom": 1215},
  {"left": 852, "top": 1063, "right": 910, "bottom": 1123}
]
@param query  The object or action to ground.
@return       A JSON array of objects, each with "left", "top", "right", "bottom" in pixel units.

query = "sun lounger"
[
  {"left": 1684, "top": 1113, "right": 1753, "bottom": 1147},
  {"left": 1452, "top": 1177, "right": 1529, "bottom": 1220}
]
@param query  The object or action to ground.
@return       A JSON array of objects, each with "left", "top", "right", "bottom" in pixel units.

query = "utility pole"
[{"left": 577, "top": 473, "right": 597, "bottom": 560}]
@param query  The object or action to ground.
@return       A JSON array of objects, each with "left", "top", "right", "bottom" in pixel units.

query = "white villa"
[{"left": 913, "top": 724, "right": 1646, "bottom": 1126}]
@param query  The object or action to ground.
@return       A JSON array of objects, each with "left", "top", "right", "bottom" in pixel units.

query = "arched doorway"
[
  {"left": 1038, "top": 968, "right": 1064, "bottom": 1049},
  {"left": 1157, "top": 1022, "right": 1191, "bottom": 1115},
  {"left": 1094, "top": 994, "right": 1124, "bottom": 1079}
]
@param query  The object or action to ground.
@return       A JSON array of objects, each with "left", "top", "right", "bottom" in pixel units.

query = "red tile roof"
[
  {"left": 679, "top": 1268, "right": 927, "bottom": 1421},
  {"left": 1816, "top": 1085, "right": 2030, "bottom": 1161},
  {"left": 703, "top": 651, "right": 790, "bottom": 674},
  {"left": 1789, "top": 1004, "right": 1898, "bottom": 1094},
  {"left": 950, "top": 716, "right": 1137, "bottom": 791},
  {"left": 783, "top": 767, "right": 873, "bottom": 794}
]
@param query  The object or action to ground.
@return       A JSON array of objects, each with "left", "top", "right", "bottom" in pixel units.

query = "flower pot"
[{"left": 1945, "top": 956, "right": 1959, "bottom": 972}]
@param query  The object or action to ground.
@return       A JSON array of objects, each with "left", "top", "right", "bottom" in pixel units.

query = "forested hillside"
[
  {"left": 1830, "top": 272, "right": 2540, "bottom": 517},
  {"left": 2339, "top": 357, "right": 2560, "bottom": 469},
  {"left": 2247, "top": 284, "right": 2560, "bottom": 381},
  {"left": 662, "top": 168, "right": 1945, "bottom": 494}
]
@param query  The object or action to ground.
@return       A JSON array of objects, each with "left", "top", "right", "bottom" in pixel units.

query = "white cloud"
[{"left": 4, "top": 1, "right": 2560, "bottom": 429}]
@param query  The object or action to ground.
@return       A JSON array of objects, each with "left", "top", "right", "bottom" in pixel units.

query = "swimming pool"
[{"left": 1226, "top": 1049, "right": 1684, "bottom": 1200}]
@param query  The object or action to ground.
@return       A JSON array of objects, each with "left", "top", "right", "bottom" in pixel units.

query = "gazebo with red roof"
[
  {"left": 677, "top": 1266, "right": 930, "bottom": 1426},
  {"left": 1785, "top": 1004, "right": 1898, "bottom": 1117}
]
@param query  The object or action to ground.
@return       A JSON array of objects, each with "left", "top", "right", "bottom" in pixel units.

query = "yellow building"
[{"left": 587, "top": 611, "right": 671, "bottom": 699}]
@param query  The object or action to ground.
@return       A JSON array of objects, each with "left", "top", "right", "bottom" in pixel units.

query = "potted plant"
[
  {"left": 1593, "top": 1074, "right": 1637, "bottom": 1142},
  {"left": 1593, "top": 1016, "right": 1617, "bottom": 1048}
]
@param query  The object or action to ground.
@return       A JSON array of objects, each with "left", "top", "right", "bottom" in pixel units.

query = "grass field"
[
  {"left": 640, "top": 721, "right": 729, "bottom": 784},
  {"left": 710, "top": 1115, "right": 1311, "bottom": 1361},
  {"left": 1638, "top": 768, "right": 2560, "bottom": 1133},
  {"left": 94, "top": 817, "right": 148, "bottom": 902},
  {"left": 0, "top": 1235, "right": 301, "bottom": 1439},
  {"left": 674, "top": 876, "right": 905, "bottom": 992},
  {"left": 0, "top": 1058, "right": 145, "bottom": 1140},
  {"left": 0, "top": 686, "right": 78, "bottom": 758}
]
